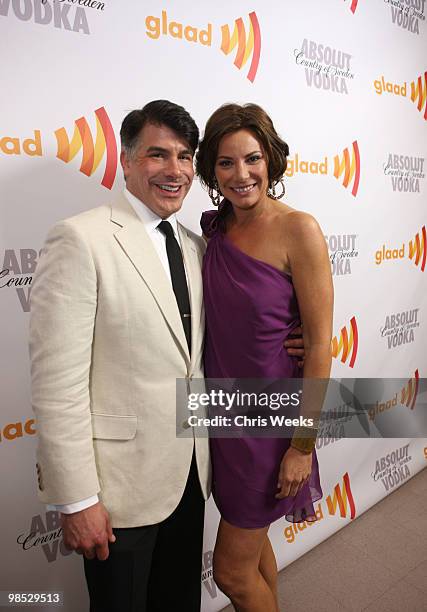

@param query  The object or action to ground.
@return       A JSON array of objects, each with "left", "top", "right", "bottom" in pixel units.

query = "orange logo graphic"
[
  {"left": 333, "top": 140, "right": 360, "bottom": 196},
  {"left": 401, "top": 369, "right": 420, "bottom": 411},
  {"left": 408, "top": 225, "right": 426, "bottom": 272},
  {"left": 220, "top": 12, "right": 261, "bottom": 83},
  {"left": 331, "top": 316, "right": 358, "bottom": 368},
  {"left": 55, "top": 107, "right": 117, "bottom": 190},
  {"left": 410, "top": 72, "right": 427, "bottom": 120},
  {"left": 0, "top": 418, "right": 36, "bottom": 443},
  {"left": 326, "top": 472, "right": 356, "bottom": 519}
]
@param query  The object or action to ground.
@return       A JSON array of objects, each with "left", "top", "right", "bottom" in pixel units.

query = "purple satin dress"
[{"left": 201, "top": 208, "right": 322, "bottom": 528}]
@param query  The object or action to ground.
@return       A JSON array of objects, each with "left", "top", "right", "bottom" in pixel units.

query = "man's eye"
[
  {"left": 180, "top": 155, "right": 193, "bottom": 161},
  {"left": 151, "top": 152, "right": 164, "bottom": 158}
]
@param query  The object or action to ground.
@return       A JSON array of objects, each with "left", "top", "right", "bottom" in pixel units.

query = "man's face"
[{"left": 120, "top": 122, "right": 194, "bottom": 218}]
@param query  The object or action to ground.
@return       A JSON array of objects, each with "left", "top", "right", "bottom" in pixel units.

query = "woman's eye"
[
  {"left": 218, "top": 160, "right": 231, "bottom": 167},
  {"left": 248, "top": 155, "right": 261, "bottom": 163}
]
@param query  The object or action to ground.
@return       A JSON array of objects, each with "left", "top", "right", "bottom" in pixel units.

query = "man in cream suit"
[{"left": 30, "top": 100, "right": 210, "bottom": 612}]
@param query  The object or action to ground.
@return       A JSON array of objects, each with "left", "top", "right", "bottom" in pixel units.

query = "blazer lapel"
[
  {"left": 111, "top": 195, "right": 190, "bottom": 364},
  {"left": 178, "top": 223, "right": 204, "bottom": 368}
]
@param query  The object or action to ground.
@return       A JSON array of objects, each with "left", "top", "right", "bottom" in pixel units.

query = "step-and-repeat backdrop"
[{"left": 1, "top": 1, "right": 426, "bottom": 610}]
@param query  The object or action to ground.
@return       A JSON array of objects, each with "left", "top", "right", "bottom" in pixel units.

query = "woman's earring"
[
  {"left": 268, "top": 179, "right": 286, "bottom": 200},
  {"left": 208, "top": 180, "right": 223, "bottom": 206}
]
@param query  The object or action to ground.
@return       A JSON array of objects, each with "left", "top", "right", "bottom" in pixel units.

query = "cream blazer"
[{"left": 29, "top": 194, "right": 210, "bottom": 527}]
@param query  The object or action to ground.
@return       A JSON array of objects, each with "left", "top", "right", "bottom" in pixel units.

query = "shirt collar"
[{"left": 124, "top": 188, "right": 179, "bottom": 237}]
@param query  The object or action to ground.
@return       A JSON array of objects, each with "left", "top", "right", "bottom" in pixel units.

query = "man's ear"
[{"left": 120, "top": 150, "right": 129, "bottom": 180}]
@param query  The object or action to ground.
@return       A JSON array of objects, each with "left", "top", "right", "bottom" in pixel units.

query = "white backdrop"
[{"left": 1, "top": 1, "right": 426, "bottom": 610}]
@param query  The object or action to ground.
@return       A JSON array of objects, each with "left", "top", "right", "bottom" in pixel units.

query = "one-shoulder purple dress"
[{"left": 201, "top": 208, "right": 322, "bottom": 528}]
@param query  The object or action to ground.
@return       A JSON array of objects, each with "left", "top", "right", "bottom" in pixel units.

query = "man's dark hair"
[{"left": 120, "top": 100, "right": 199, "bottom": 156}]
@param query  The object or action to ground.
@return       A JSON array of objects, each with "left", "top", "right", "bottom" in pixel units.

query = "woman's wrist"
[{"left": 290, "top": 425, "right": 318, "bottom": 454}]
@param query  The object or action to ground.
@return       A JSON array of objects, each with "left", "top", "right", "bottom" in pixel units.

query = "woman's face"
[{"left": 215, "top": 129, "right": 269, "bottom": 210}]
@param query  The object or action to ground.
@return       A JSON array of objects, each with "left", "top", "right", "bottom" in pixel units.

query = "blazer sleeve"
[{"left": 29, "top": 220, "right": 100, "bottom": 505}]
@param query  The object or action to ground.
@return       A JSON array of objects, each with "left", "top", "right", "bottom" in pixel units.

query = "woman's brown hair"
[{"left": 196, "top": 103, "right": 289, "bottom": 191}]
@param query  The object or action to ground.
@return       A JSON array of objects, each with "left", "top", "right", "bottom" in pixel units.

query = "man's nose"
[{"left": 164, "top": 156, "right": 182, "bottom": 178}]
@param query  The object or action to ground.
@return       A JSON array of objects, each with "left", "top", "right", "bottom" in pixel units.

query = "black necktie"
[{"left": 157, "top": 220, "right": 191, "bottom": 354}]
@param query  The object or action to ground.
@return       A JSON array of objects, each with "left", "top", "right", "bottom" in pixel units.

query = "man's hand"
[
  {"left": 284, "top": 325, "right": 305, "bottom": 368},
  {"left": 275, "top": 446, "right": 312, "bottom": 500},
  {"left": 61, "top": 501, "right": 116, "bottom": 561}
]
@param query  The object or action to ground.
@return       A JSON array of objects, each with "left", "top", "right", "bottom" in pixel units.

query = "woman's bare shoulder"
[{"left": 277, "top": 206, "right": 322, "bottom": 240}]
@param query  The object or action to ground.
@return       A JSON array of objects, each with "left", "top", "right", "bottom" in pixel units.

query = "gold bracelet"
[{"left": 290, "top": 426, "right": 318, "bottom": 454}]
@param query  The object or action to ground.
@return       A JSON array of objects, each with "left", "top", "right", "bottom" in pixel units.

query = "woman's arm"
[{"left": 276, "top": 211, "right": 333, "bottom": 500}]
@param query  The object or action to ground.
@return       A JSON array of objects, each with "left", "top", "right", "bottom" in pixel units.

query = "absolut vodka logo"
[
  {"left": 385, "top": 0, "right": 426, "bottom": 35},
  {"left": 202, "top": 550, "right": 218, "bottom": 599},
  {"left": 380, "top": 308, "right": 420, "bottom": 349},
  {"left": 0, "top": 0, "right": 93, "bottom": 33},
  {"left": 371, "top": 444, "right": 411, "bottom": 491},
  {"left": 384, "top": 153, "right": 425, "bottom": 193},
  {"left": 294, "top": 39, "right": 355, "bottom": 94},
  {"left": 324, "top": 234, "right": 358, "bottom": 276},
  {"left": 0, "top": 248, "right": 40, "bottom": 312}
]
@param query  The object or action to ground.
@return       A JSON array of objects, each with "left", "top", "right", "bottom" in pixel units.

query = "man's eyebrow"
[
  {"left": 146, "top": 146, "right": 168, "bottom": 153},
  {"left": 145, "top": 146, "right": 193, "bottom": 155}
]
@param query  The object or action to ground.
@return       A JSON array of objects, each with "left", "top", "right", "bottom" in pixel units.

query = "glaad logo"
[
  {"left": 0, "top": 248, "right": 41, "bottom": 312},
  {"left": 409, "top": 226, "right": 427, "bottom": 270},
  {"left": 0, "top": 0, "right": 92, "bottom": 34},
  {"left": 349, "top": 0, "right": 358, "bottom": 12},
  {"left": 294, "top": 39, "right": 355, "bottom": 94},
  {"left": 0, "top": 107, "right": 117, "bottom": 189},
  {"left": 0, "top": 130, "right": 42, "bottom": 156},
  {"left": 334, "top": 141, "right": 360, "bottom": 196},
  {"left": 0, "top": 418, "right": 36, "bottom": 443},
  {"left": 368, "top": 369, "right": 420, "bottom": 421},
  {"left": 371, "top": 443, "right": 412, "bottom": 492},
  {"left": 325, "top": 234, "right": 359, "bottom": 276},
  {"left": 383, "top": 153, "right": 425, "bottom": 193},
  {"left": 374, "top": 72, "right": 427, "bottom": 120},
  {"left": 326, "top": 472, "right": 356, "bottom": 519},
  {"left": 401, "top": 368, "right": 420, "bottom": 410},
  {"left": 375, "top": 226, "right": 426, "bottom": 271},
  {"left": 385, "top": 0, "right": 426, "bottom": 35},
  {"left": 285, "top": 141, "right": 361, "bottom": 197},
  {"left": 331, "top": 316, "right": 358, "bottom": 368},
  {"left": 380, "top": 308, "right": 420, "bottom": 350},
  {"left": 220, "top": 11, "right": 261, "bottom": 83},
  {"left": 283, "top": 472, "right": 356, "bottom": 542},
  {"left": 55, "top": 107, "right": 117, "bottom": 190},
  {"left": 17, "top": 511, "right": 73, "bottom": 563},
  {"left": 145, "top": 10, "right": 261, "bottom": 83},
  {"left": 410, "top": 71, "right": 427, "bottom": 119}
]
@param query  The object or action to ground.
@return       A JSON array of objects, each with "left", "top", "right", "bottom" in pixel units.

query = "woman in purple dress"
[{"left": 196, "top": 104, "right": 333, "bottom": 612}]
